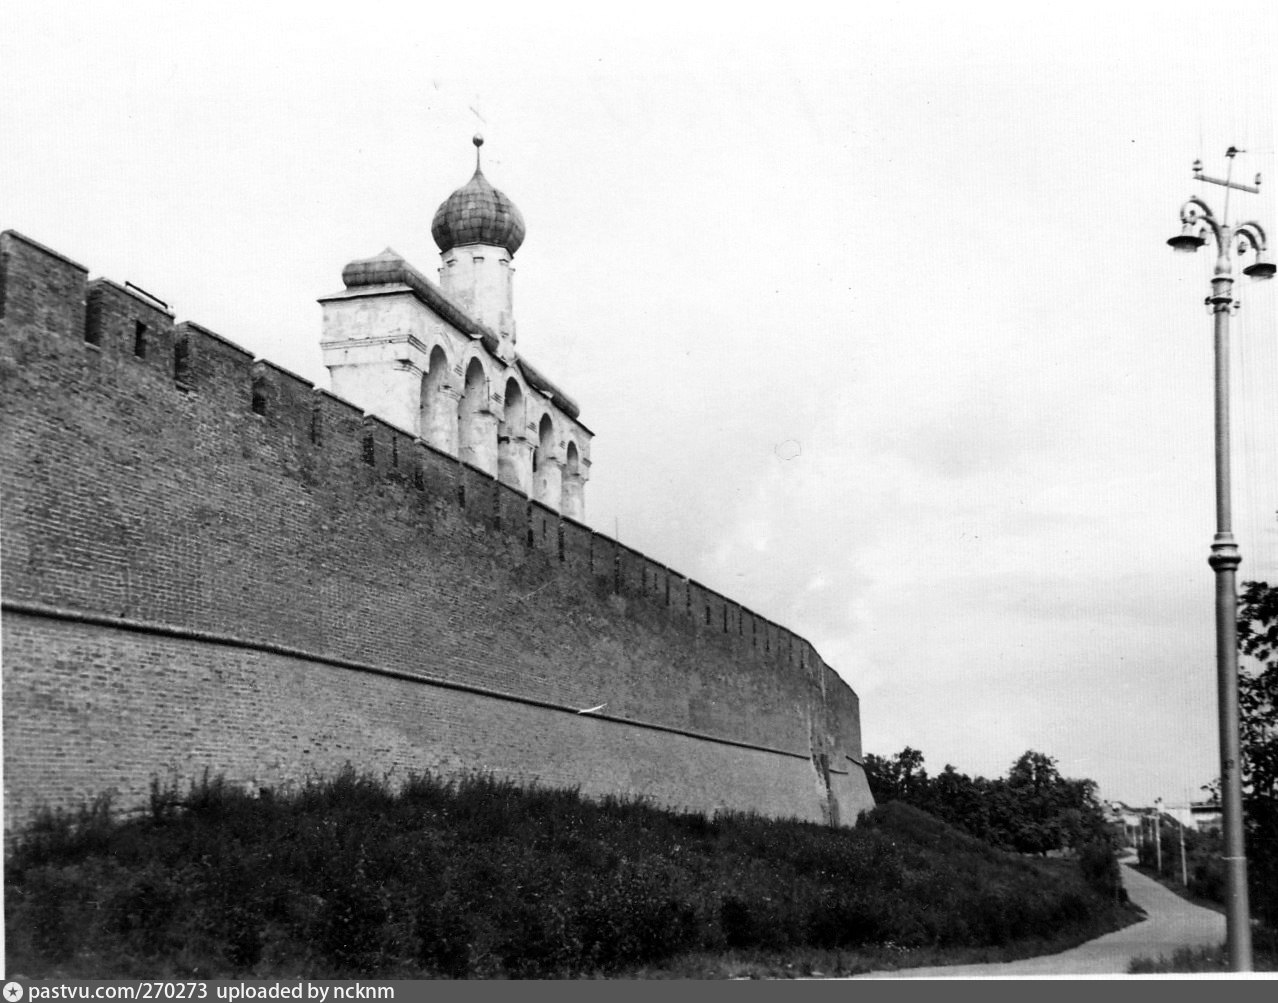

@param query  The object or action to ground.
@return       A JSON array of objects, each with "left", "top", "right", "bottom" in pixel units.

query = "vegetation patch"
[
  {"left": 1128, "top": 931, "right": 1278, "bottom": 974},
  {"left": 5, "top": 770, "right": 1137, "bottom": 979}
]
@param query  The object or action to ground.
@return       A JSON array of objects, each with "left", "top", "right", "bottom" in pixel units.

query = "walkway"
[{"left": 858, "top": 859, "right": 1226, "bottom": 977}]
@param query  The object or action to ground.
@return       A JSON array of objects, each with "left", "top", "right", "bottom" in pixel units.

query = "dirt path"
[{"left": 858, "top": 859, "right": 1226, "bottom": 977}]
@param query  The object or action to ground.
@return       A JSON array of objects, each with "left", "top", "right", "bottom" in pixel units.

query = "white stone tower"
[
  {"left": 319, "top": 137, "right": 592, "bottom": 519},
  {"left": 431, "top": 135, "right": 524, "bottom": 361}
]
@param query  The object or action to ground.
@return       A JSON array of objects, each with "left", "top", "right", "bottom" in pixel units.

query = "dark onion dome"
[{"left": 431, "top": 135, "right": 526, "bottom": 256}]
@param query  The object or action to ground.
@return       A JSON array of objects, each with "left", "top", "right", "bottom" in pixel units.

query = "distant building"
[
  {"left": 1190, "top": 801, "right": 1222, "bottom": 834},
  {"left": 1106, "top": 801, "right": 1145, "bottom": 845}
]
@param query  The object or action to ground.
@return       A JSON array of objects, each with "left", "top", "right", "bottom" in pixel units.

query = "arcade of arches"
[{"left": 417, "top": 357, "right": 586, "bottom": 519}]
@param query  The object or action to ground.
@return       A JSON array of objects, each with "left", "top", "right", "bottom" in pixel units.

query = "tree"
[
  {"left": 1004, "top": 752, "right": 1107, "bottom": 853},
  {"left": 1007, "top": 750, "right": 1062, "bottom": 794},
  {"left": 863, "top": 747, "right": 1108, "bottom": 855},
  {"left": 1239, "top": 581, "right": 1278, "bottom": 801},
  {"left": 861, "top": 752, "right": 894, "bottom": 804},
  {"left": 1002, "top": 751, "right": 1078, "bottom": 854},
  {"left": 928, "top": 764, "right": 991, "bottom": 841},
  {"left": 1237, "top": 580, "right": 1278, "bottom": 927},
  {"left": 863, "top": 747, "right": 928, "bottom": 804}
]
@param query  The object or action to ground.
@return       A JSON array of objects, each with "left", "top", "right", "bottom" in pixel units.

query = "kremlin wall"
[{"left": 0, "top": 142, "right": 874, "bottom": 831}]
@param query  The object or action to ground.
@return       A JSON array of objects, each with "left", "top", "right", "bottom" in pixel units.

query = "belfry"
[{"left": 319, "top": 136, "right": 591, "bottom": 518}]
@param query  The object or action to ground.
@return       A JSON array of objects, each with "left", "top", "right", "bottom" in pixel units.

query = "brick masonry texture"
[{"left": 0, "top": 230, "right": 875, "bottom": 831}]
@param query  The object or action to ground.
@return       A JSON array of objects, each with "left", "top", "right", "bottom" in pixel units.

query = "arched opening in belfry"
[
  {"left": 419, "top": 346, "right": 454, "bottom": 453},
  {"left": 532, "top": 412, "right": 561, "bottom": 508},
  {"left": 503, "top": 378, "right": 524, "bottom": 435},
  {"left": 533, "top": 413, "right": 553, "bottom": 473},
  {"left": 498, "top": 377, "right": 530, "bottom": 492},
  {"left": 460, "top": 356, "right": 487, "bottom": 434},
  {"left": 458, "top": 356, "right": 497, "bottom": 473},
  {"left": 560, "top": 439, "right": 586, "bottom": 519}
]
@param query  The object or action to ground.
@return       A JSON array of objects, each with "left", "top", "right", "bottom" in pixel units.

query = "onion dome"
[{"left": 431, "top": 135, "right": 526, "bottom": 256}]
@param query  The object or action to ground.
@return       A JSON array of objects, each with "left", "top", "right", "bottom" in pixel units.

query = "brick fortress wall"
[{"left": 0, "top": 231, "right": 874, "bottom": 830}]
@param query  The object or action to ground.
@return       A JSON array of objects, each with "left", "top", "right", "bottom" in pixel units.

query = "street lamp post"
[
  {"left": 1167, "top": 146, "right": 1275, "bottom": 972},
  {"left": 1179, "top": 809, "right": 1189, "bottom": 888},
  {"left": 1153, "top": 798, "right": 1163, "bottom": 875}
]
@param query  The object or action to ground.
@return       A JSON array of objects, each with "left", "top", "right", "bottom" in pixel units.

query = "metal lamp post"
[
  {"left": 1153, "top": 797, "right": 1163, "bottom": 874},
  {"left": 1167, "top": 146, "right": 1275, "bottom": 972}
]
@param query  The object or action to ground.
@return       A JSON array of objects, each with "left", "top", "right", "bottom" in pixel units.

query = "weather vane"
[{"left": 1191, "top": 146, "right": 1262, "bottom": 226}]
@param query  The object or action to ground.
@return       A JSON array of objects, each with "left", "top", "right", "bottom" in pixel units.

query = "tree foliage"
[
  {"left": 1239, "top": 580, "right": 1278, "bottom": 801},
  {"left": 1238, "top": 580, "right": 1278, "bottom": 927},
  {"left": 864, "top": 748, "right": 1110, "bottom": 856}
]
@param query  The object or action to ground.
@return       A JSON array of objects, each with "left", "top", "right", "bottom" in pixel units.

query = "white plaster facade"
[
  {"left": 318, "top": 143, "right": 591, "bottom": 518},
  {"left": 439, "top": 243, "right": 517, "bottom": 352}
]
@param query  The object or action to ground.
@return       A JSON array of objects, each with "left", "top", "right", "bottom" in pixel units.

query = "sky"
[{"left": 3, "top": 1, "right": 1276, "bottom": 808}]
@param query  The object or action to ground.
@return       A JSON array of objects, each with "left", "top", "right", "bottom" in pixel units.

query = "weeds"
[
  {"left": 5, "top": 771, "right": 1136, "bottom": 978},
  {"left": 1128, "top": 927, "right": 1278, "bottom": 973}
]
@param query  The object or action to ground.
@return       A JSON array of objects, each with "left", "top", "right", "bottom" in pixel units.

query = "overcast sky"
[{"left": 4, "top": 1, "right": 1276, "bottom": 807}]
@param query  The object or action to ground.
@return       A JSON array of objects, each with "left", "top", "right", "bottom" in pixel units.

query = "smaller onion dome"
[{"left": 431, "top": 135, "right": 526, "bottom": 256}]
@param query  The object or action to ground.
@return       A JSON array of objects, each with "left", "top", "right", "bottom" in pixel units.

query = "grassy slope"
[{"left": 4, "top": 771, "right": 1139, "bottom": 979}]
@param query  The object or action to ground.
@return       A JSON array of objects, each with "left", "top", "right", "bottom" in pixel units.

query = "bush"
[{"left": 1077, "top": 838, "right": 1121, "bottom": 900}]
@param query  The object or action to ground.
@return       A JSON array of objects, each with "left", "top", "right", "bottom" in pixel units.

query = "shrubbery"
[
  {"left": 1136, "top": 819, "right": 1226, "bottom": 907},
  {"left": 863, "top": 748, "right": 1114, "bottom": 855},
  {"left": 4, "top": 769, "right": 1134, "bottom": 978},
  {"left": 1077, "top": 838, "right": 1123, "bottom": 901}
]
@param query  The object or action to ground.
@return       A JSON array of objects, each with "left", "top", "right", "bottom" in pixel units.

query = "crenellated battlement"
[
  {"left": 0, "top": 229, "right": 829, "bottom": 677},
  {"left": 0, "top": 228, "right": 872, "bottom": 830}
]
